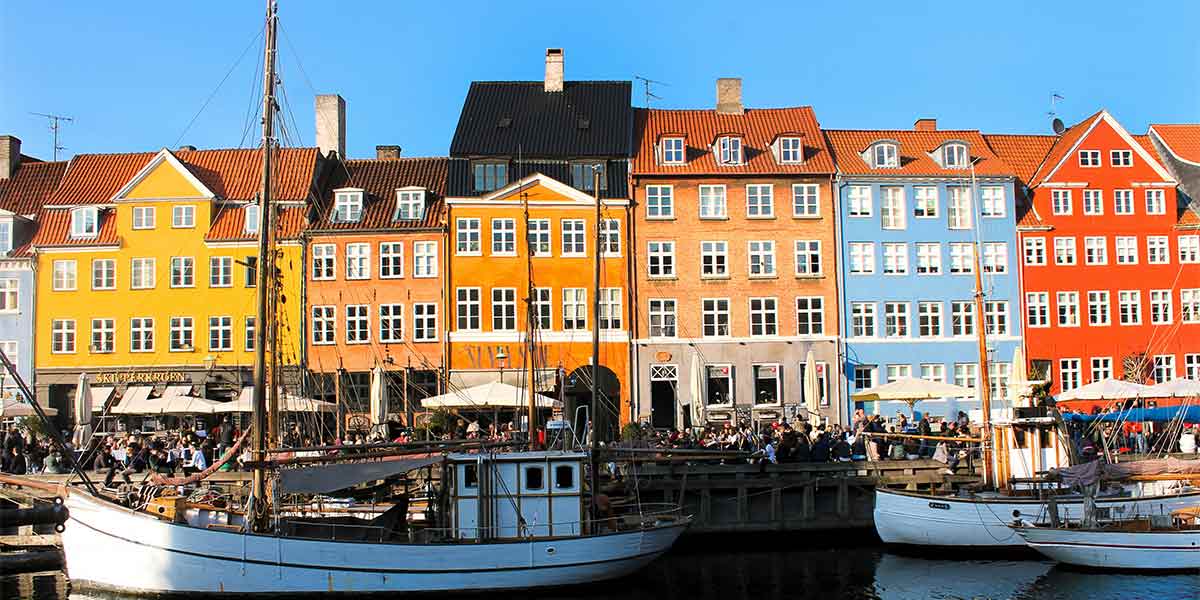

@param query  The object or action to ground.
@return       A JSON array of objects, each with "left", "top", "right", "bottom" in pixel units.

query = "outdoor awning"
[
  {"left": 420, "top": 382, "right": 560, "bottom": 410},
  {"left": 448, "top": 368, "right": 558, "bottom": 393},
  {"left": 1144, "top": 378, "right": 1200, "bottom": 398},
  {"left": 277, "top": 454, "right": 442, "bottom": 495},
  {"left": 0, "top": 399, "right": 57, "bottom": 417},
  {"left": 1056, "top": 378, "right": 1153, "bottom": 402},
  {"left": 213, "top": 388, "right": 336, "bottom": 413},
  {"left": 851, "top": 377, "right": 974, "bottom": 402},
  {"left": 90, "top": 386, "right": 115, "bottom": 413},
  {"left": 111, "top": 386, "right": 155, "bottom": 415},
  {"left": 155, "top": 386, "right": 222, "bottom": 415}
]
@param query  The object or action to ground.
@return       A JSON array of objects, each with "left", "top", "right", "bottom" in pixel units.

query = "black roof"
[
  {"left": 449, "top": 81, "right": 633, "bottom": 158},
  {"left": 447, "top": 158, "right": 628, "bottom": 198}
]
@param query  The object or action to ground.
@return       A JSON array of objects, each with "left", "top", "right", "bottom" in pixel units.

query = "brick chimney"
[
  {"left": 315, "top": 94, "right": 347, "bottom": 158},
  {"left": 716, "top": 78, "right": 743, "bottom": 115},
  {"left": 0, "top": 135, "right": 20, "bottom": 180},
  {"left": 376, "top": 145, "right": 401, "bottom": 160},
  {"left": 914, "top": 118, "right": 937, "bottom": 131},
  {"left": 544, "top": 48, "right": 564, "bottom": 93}
]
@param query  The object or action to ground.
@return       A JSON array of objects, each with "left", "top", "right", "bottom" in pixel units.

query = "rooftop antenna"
[
  {"left": 634, "top": 75, "right": 667, "bottom": 107},
  {"left": 30, "top": 112, "right": 74, "bottom": 161},
  {"left": 1048, "top": 93, "right": 1065, "bottom": 135}
]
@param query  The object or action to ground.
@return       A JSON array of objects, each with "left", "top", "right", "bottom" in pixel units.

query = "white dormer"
[
  {"left": 660, "top": 136, "right": 686, "bottom": 165},
  {"left": 716, "top": 135, "right": 743, "bottom": 165},
  {"left": 0, "top": 219, "right": 12, "bottom": 255},
  {"left": 775, "top": 135, "right": 804, "bottom": 164},
  {"left": 394, "top": 188, "right": 426, "bottom": 221},
  {"left": 333, "top": 189, "right": 364, "bottom": 223},
  {"left": 244, "top": 203, "right": 260, "bottom": 234},
  {"left": 70, "top": 206, "right": 99, "bottom": 238},
  {"left": 868, "top": 141, "right": 899, "bottom": 168},
  {"left": 941, "top": 142, "right": 969, "bottom": 169}
]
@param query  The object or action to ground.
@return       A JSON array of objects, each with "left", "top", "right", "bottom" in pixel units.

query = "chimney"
[
  {"left": 544, "top": 48, "right": 564, "bottom": 93},
  {"left": 914, "top": 118, "right": 937, "bottom": 131},
  {"left": 716, "top": 78, "right": 743, "bottom": 115},
  {"left": 0, "top": 135, "right": 20, "bottom": 180},
  {"left": 315, "top": 94, "right": 347, "bottom": 158},
  {"left": 376, "top": 145, "right": 402, "bottom": 160}
]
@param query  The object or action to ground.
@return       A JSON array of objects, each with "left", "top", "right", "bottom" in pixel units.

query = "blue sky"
[{"left": 3, "top": 1, "right": 1197, "bottom": 161}]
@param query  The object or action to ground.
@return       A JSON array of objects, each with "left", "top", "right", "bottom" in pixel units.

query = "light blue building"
[{"left": 826, "top": 125, "right": 1021, "bottom": 420}]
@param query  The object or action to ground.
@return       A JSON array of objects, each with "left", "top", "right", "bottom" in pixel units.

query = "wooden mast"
[
  {"left": 522, "top": 191, "right": 539, "bottom": 449},
  {"left": 970, "top": 162, "right": 994, "bottom": 489},
  {"left": 589, "top": 168, "right": 602, "bottom": 517}
]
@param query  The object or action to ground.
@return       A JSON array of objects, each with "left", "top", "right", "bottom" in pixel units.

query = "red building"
[{"left": 989, "top": 111, "right": 1200, "bottom": 400}]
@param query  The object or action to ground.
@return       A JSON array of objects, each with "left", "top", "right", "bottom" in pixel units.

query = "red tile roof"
[
  {"left": 1027, "top": 110, "right": 1105, "bottom": 185},
  {"left": 823, "top": 129, "right": 1014, "bottom": 177},
  {"left": 47, "top": 147, "right": 319, "bottom": 206},
  {"left": 0, "top": 160, "right": 68, "bottom": 216},
  {"left": 632, "top": 107, "right": 835, "bottom": 175},
  {"left": 983, "top": 134, "right": 1056, "bottom": 184},
  {"left": 31, "top": 208, "right": 120, "bottom": 248},
  {"left": 205, "top": 204, "right": 308, "bottom": 242},
  {"left": 311, "top": 158, "right": 448, "bottom": 232},
  {"left": 1150, "top": 124, "right": 1200, "bottom": 164}
]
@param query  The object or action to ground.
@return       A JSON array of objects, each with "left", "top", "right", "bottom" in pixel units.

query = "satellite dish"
[{"left": 1052, "top": 118, "right": 1066, "bottom": 135}]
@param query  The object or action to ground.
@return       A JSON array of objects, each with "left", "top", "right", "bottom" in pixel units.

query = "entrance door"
[{"left": 649, "top": 364, "right": 678, "bottom": 430}]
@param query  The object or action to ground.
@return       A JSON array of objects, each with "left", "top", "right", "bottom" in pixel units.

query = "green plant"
[
  {"left": 18, "top": 415, "right": 53, "bottom": 439},
  {"left": 620, "top": 422, "right": 645, "bottom": 442}
]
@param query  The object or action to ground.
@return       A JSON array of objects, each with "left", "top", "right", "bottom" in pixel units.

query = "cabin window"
[
  {"left": 555, "top": 465, "right": 574, "bottom": 489},
  {"left": 1013, "top": 428, "right": 1027, "bottom": 448},
  {"left": 463, "top": 464, "right": 478, "bottom": 489},
  {"left": 1039, "top": 428, "right": 1052, "bottom": 449},
  {"left": 525, "top": 466, "right": 544, "bottom": 490}
]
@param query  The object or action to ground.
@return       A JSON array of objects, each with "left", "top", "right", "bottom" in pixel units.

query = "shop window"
[
  {"left": 706, "top": 365, "right": 732, "bottom": 405},
  {"left": 754, "top": 364, "right": 781, "bottom": 405}
]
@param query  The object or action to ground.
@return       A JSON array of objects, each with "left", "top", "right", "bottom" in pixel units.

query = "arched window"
[
  {"left": 943, "top": 143, "right": 968, "bottom": 168},
  {"left": 70, "top": 207, "right": 98, "bottom": 238},
  {"left": 872, "top": 142, "right": 899, "bottom": 168}
]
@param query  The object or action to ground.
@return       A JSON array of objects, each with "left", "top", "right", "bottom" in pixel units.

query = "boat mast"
[
  {"left": 249, "top": 0, "right": 278, "bottom": 533},
  {"left": 522, "top": 191, "right": 539, "bottom": 449},
  {"left": 589, "top": 168, "right": 602, "bottom": 516},
  {"left": 969, "top": 162, "right": 994, "bottom": 489}
]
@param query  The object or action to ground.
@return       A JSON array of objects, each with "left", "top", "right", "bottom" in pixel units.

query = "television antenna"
[
  {"left": 634, "top": 75, "right": 668, "bottom": 107},
  {"left": 30, "top": 112, "right": 74, "bottom": 161},
  {"left": 1047, "top": 94, "right": 1065, "bottom": 134}
]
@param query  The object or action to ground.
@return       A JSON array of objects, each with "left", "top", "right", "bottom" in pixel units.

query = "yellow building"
[{"left": 32, "top": 147, "right": 320, "bottom": 428}]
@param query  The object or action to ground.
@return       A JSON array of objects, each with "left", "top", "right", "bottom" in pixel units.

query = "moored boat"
[{"left": 1012, "top": 514, "right": 1200, "bottom": 571}]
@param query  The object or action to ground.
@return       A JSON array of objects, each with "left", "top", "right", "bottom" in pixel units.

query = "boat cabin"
[
  {"left": 992, "top": 406, "right": 1071, "bottom": 491},
  {"left": 448, "top": 451, "right": 585, "bottom": 540}
]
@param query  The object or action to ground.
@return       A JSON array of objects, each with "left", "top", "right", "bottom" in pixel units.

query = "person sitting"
[
  {"left": 42, "top": 451, "right": 66, "bottom": 474},
  {"left": 182, "top": 442, "right": 208, "bottom": 475},
  {"left": 810, "top": 433, "right": 832, "bottom": 462},
  {"left": 832, "top": 433, "right": 853, "bottom": 462}
]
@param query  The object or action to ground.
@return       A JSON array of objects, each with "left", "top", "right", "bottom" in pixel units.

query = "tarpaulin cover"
[
  {"left": 1053, "top": 457, "right": 1200, "bottom": 488},
  {"left": 277, "top": 454, "right": 442, "bottom": 495},
  {"left": 1061, "top": 406, "right": 1200, "bottom": 423}
]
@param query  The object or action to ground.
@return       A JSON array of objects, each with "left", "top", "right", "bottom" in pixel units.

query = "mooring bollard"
[{"left": 0, "top": 499, "right": 69, "bottom": 533}]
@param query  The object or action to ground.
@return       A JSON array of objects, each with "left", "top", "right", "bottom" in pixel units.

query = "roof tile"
[
  {"left": 824, "top": 129, "right": 1014, "bottom": 177},
  {"left": 1150, "top": 124, "right": 1200, "bottom": 164},
  {"left": 0, "top": 160, "right": 68, "bottom": 216},
  {"left": 31, "top": 208, "right": 120, "bottom": 248},
  {"left": 983, "top": 134, "right": 1056, "bottom": 184},
  {"left": 311, "top": 158, "right": 448, "bottom": 232}
]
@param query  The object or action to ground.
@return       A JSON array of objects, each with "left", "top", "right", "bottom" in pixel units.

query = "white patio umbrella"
[
  {"left": 213, "top": 388, "right": 336, "bottom": 413},
  {"left": 420, "top": 382, "right": 559, "bottom": 410},
  {"left": 804, "top": 350, "right": 820, "bottom": 426},
  {"left": 0, "top": 399, "right": 57, "bottom": 417},
  {"left": 1143, "top": 378, "right": 1200, "bottom": 398},
  {"left": 72, "top": 373, "right": 93, "bottom": 447},
  {"left": 1056, "top": 378, "right": 1153, "bottom": 402},
  {"left": 369, "top": 365, "right": 388, "bottom": 426},
  {"left": 852, "top": 377, "right": 975, "bottom": 417},
  {"left": 689, "top": 354, "right": 705, "bottom": 427}
]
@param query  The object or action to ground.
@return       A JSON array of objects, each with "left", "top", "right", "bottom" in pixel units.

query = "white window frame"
[
  {"left": 1057, "top": 291, "right": 1080, "bottom": 327},
  {"left": 848, "top": 242, "right": 875, "bottom": 275},
  {"left": 648, "top": 298, "right": 676, "bottom": 338},
  {"left": 562, "top": 288, "right": 587, "bottom": 331},
  {"left": 746, "top": 184, "right": 774, "bottom": 218},
  {"left": 491, "top": 218, "right": 517, "bottom": 256},
  {"left": 170, "top": 257, "right": 195, "bottom": 288},
  {"left": 645, "top": 185, "right": 674, "bottom": 219},
  {"left": 872, "top": 142, "right": 898, "bottom": 168},
  {"left": 1115, "top": 236, "right": 1138, "bottom": 265},
  {"left": 130, "top": 317, "right": 154, "bottom": 352},
  {"left": 1024, "top": 237, "right": 1046, "bottom": 266},
  {"left": 131, "top": 257, "right": 155, "bottom": 290},
  {"left": 1051, "top": 189, "right": 1073, "bottom": 215},
  {"left": 527, "top": 219, "right": 551, "bottom": 256},
  {"left": 796, "top": 296, "right": 824, "bottom": 335},
  {"left": 492, "top": 288, "right": 517, "bottom": 332},
  {"left": 1078, "top": 150, "right": 1101, "bottom": 167},
  {"left": 1084, "top": 236, "right": 1108, "bottom": 265},
  {"left": 1088, "top": 290, "right": 1111, "bottom": 326},
  {"left": 311, "top": 306, "right": 336, "bottom": 345},
  {"left": 1026, "top": 292, "right": 1049, "bottom": 328},
  {"left": 172, "top": 205, "right": 195, "bottom": 228},
  {"left": 980, "top": 185, "right": 1006, "bottom": 218},
  {"left": 380, "top": 242, "right": 405, "bottom": 279},
  {"left": 701, "top": 241, "right": 729, "bottom": 278},
  {"left": 413, "top": 241, "right": 437, "bottom": 278},
  {"left": 208, "top": 316, "right": 233, "bottom": 352},
  {"left": 699, "top": 185, "right": 727, "bottom": 219},
  {"left": 380, "top": 303, "right": 405, "bottom": 343},
  {"left": 209, "top": 256, "right": 232, "bottom": 288},
  {"left": 749, "top": 297, "right": 778, "bottom": 337},
  {"left": 947, "top": 187, "right": 972, "bottom": 229},
  {"left": 779, "top": 137, "right": 804, "bottom": 164},
  {"left": 1111, "top": 149, "right": 1133, "bottom": 167},
  {"left": 881, "top": 186, "right": 906, "bottom": 230},
  {"left": 1147, "top": 236, "right": 1170, "bottom": 265},
  {"left": 394, "top": 189, "right": 426, "bottom": 221},
  {"left": 92, "top": 259, "right": 117, "bottom": 291},
  {"left": 169, "top": 316, "right": 194, "bottom": 352},
  {"left": 70, "top": 207, "right": 98, "bottom": 238},
  {"left": 333, "top": 190, "right": 364, "bottom": 223},
  {"left": 561, "top": 219, "right": 586, "bottom": 256},
  {"left": 346, "top": 304, "right": 370, "bottom": 344},
  {"left": 847, "top": 185, "right": 872, "bottom": 217},
  {"left": 1181, "top": 236, "right": 1200, "bottom": 264},
  {"left": 456, "top": 288, "right": 481, "bottom": 332},
  {"left": 599, "top": 288, "right": 622, "bottom": 330},
  {"left": 794, "top": 240, "right": 822, "bottom": 277},
  {"left": 1054, "top": 237, "right": 1077, "bottom": 266},
  {"left": 52, "top": 260, "right": 77, "bottom": 291},
  {"left": 1114, "top": 189, "right": 1134, "bottom": 215},
  {"left": 717, "top": 136, "right": 743, "bottom": 165},
  {"left": 701, "top": 298, "right": 731, "bottom": 338},
  {"left": 1118, "top": 290, "right": 1142, "bottom": 326},
  {"left": 1150, "top": 289, "right": 1173, "bottom": 325},
  {"left": 1145, "top": 189, "right": 1166, "bottom": 215},
  {"left": 748, "top": 240, "right": 776, "bottom": 277},
  {"left": 345, "top": 243, "right": 371, "bottom": 280},
  {"left": 132, "top": 206, "right": 155, "bottom": 230},
  {"left": 882, "top": 242, "right": 909, "bottom": 275},
  {"left": 90, "top": 318, "right": 114, "bottom": 354},
  {"left": 311, "top": 244, "right": 336, "bottom": 280},
  {"left": 647, "top": 241, "right": 675, "bottom": 279},
  {"left": 918, "top": 301, "right": 943, "bottom": 337},
  {"left": 661, "top": 138, "right": 685, "bottom": 165},
  {"left": 600, "top": 219, "right": 621, "bottom": 256},
  {"left": 456, "top": 218, "right": 481, "bottom": 256},
  {"left": 1083, "top": 189, "right": 1104, "bottom": 216},
  {"left": 51, "top": 319, "right": 76, "bottom": 354},
  {"left": 413, "top": 303, "right": 438, "bottom": 342},
  {"left": 791, "top": 184, "right": 819, "bottom": 218}
]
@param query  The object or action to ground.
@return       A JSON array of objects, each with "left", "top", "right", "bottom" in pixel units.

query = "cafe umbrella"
[{"left": 852, "top": 377, "right": 975, "bottom": 418}]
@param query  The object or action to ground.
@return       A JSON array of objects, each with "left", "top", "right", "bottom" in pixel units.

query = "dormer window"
[
  {"left": 661, "top": 137, "right": 685, "bottom": 164},
  {"left": 244, "top": 204, "right": 260, "bottom": 234},
  {"left": 70, "top": 207, "right": 98, "bottom": 238},
  {"left": 0, "top": 221, "right": 11, "bottom": 254},
  {"left": 717, "top": 136, "right": 742, "bottom": 165},
  {"left": 394, "top": 189, "right": 426, "bottom": 221},
  {"left": 333, "top": 190, "right": 363, "bottom": 223},
  {"left": 472, "top": 161, "right": 508, "bottom": 193},
  {"left": 943, "top": 143, "right": 968, "bottom": 168},
  {"left": 571, "top": 161, "right": 607, "bottom": 192},
  {"left": 779, "top": 137, "right": 804, "bottom": 164},
  {"left": 872, "top": 142, "right": 899, "bottom": 168}
]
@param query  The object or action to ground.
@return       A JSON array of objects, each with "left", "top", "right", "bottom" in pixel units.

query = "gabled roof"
[
  {"left": 206, "top": 204, "right": 308, "bottom": 242},
  {"left": 632, "top": 107, "right": 835, "bottom": 175},
  {"left": 823, "top": 129, "right": 1014, "bottom": 177},
  {"left": 1029, "top": 110, "right": 1173, "bottom": 185},
  {"left": 30, "top": 207, "right": 120, "bottom": 248},
  {"left": 983, "top": 134, "right": 1056, "bottom": 184},
  {"left": 310, "top": 158, "right": 448, "bottom": 232},
  {"left": 449, "top": 81, "right": 632, "bottom": 157},
  {"left": 1149, "top": 124, "right": 1200, "bottom": 228},
  {"left": 1150, "top": 124, "right": 1200, "bottom": 166},
  {"left": 0, "top": 160, "right": 68, "bottom": 216}
]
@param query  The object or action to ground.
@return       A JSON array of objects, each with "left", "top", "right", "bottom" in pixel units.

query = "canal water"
[{"left": 3, "top": 535, "right": 1197, "bottom": 599}]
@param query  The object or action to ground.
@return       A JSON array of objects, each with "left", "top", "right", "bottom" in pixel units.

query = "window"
[
  {"left": 1154, "top": 355, "right": 1175, "bottom": 383},
  {"left": 600, "top": 219, "right": 621, "bottom": 256},
  {"left": 380, "top": 242, "right": 404, "bottom": 278},
  {"left": 850, "top": 302, "right": 877, "bottom": 337},
  {"left": 209, "top": 256, "right": 232, "bottom": 287},
  {"left": 169, "top": 317, "right": 193, "bottom": 351},
  {"left": 52, "top": 260, "right": 76, "bottom": 291},
  {"left": 1182, "top": 236, "right": 1200, "bottom": 263},
  {"left": 346, "top": 305, "right": 370, "bottom": 343},
  {"left": 646, "top": 185, "right": 674, "bottom": 219},
  {"left": 749, "top": 298, "right": 777, "bottom": 336},
  {"left": 1119, "top": 290, "right": 1142, "bottom": 325},
  {"left": 915, "top": 243, "right": 942, "bottom": 275},
  {"left": 51, "top": 319, "right": 75, "bottom": 353},
  {"left": 706, "top": 364, "right": 733, "bottom": 405},
  {"left": 570, "top": 161, "right": 607, "bottom": 192},
  {"left": 647, "top": 241, "right": 675, "bottom": 278},
  {"left": 873, "top": 142, "right": 898, "bottom": 168},
  {"left": 1187, "top": 354, "right": 1200, "bottom": 381},
  {"left": 1084, "top": 237, "right": 1108, "bottom": 265},
  {"left": 0, "top": 279, "right": 16, "bottom": 311},
  {"left": 562, "top": 288, "right": 587, "bottom": 330},
  {"left": 244, "top": 317, "right": 255, "bottom": 351},
  {"left": 1026, "top": 292, "right": 1050, "bottom": 328},
  {"left": 848, "top": 185, "right": 872, "bottom": 217},
  {"left": 794, "top": 240, "right": 822, "bottom": 276},
  {"left": 346, "top": 243, "right": 370, "bottom": 279},
  {"left": 884, "top": 302, "right": 909, "bottom": 338},
  {"left": 492, "top": 288, "right": 517, "bottom": 331},
  {"left": 333, "top": 191, "right": 363, "bottom": 222},
  {"left": 311, "top": 244, "right": 335, "bottom": 279},
  {"left": 70, "top": 207, "right": 98, "bottom": 238},
  {"left": 130, "top": 317, "right": 154, "bottom": 352},
  {"left": 527, "top": 219, "right": 551, "bottom": 256},
  {"left": 661, "top": 138, "right": 685, "bottom": 164},
  {"left": 311, "top": 306, "right": 335, "bottom": 345},
  {"left": 886, "top": 364, "right": 912, "bottom": 383},
  {"left": 1079, "top": 150, "right": 1101, "bottom": 167},
  {"left": 943, "top": 143, "right": 967, "bottom": 168},
  {"left": 244, "top": 256, "right": 257, "bottom": 287},
  {"left": 753, "top": 364, "right": 782, "bottom": 405},
  {"left": 1111, "top": 150, "right": 1132, "bottom": 167},
  {"left": 949, "top": 243, "right": 974, "bottom": 274},
  {"left": 951, "top": 301, "right": 975, "bottom": 336},
  {"left": 648, "top": 299, "right": 676, "bottom": 337},
  {"left": 984, "top": 301, "right": 1008, "bottom": 335},
  {"left": 413, "top": 303, "right": 437, "bottom": 341},
  {"left": 1054, "top": 237, "right": 1076, "bottom": 265},
  {"left": 854, "top": 366, "right": 877, "bottom": 391},
  {"left": 913, "top": 186, "right": 938, "bottom": 218},
  {"left": 91, "top": 259, "right": 115, "bottom": 290},
  {"left": 779, "top": 137, "right": 804, "bottom": 163},
  {"left": 882, "top": 242, "right": 908, "bottom": 275},
  {"left": 0, "top": 222, "right": 9, "bottom": 254},
  {"left": 554, "top": 464, "right": 575, "bottom": 490},
  {"left": 1183, "top": 289, "right": 1200, "bottom": 323},
  {"left": 796, "top": 297, "right": 824, "bottom": 335},
  {"left": 561, "top": 219, "right": 586, "bottom": 256},
  {"left": 702, "top": 298, "right": 731, "bottom": 337},
  {"left": 981, "top": 186, "right": 1005, "bottom": 217},
  {"left": 1057, "top": 292, "right": 1080, "bottom": 327},
  {"left": 533, "top": 288, "right": 552, "bottom": 330},
  {"left": 132, "top": 206, "right": 155, "bottom": 229},
  {"left": 917, "top": 301, "right": 942, "bottom": 337},
  {"left": 701, "top": 241, "right": 728, "bottom": 277},
  {"left": 380, "top": 304, "right": 404, "bottom": 342},
  {"left": 244, "top": 204, "right": 260, "bottom": 234},
  {"left": 1052, "top": 189, "right": 1072, "bottom": 215},
  {"left": 792, "top": 184, "right": 819, "bottom": 217},
  {"left": 491, "top": 218, "right": 516, "bottom": 256},
  {"left": 1088, "top": 291, "right": 1110, "bottom": 326},
  {"left": 699, "top": 185, "right": 727, "bottom": 218},
  {"left": 1114, "top": 189, "right": 1134, "bottom": 215},
  {"left": 746, "top": 184, "right": 774, "bottom": 217},
  {"left": 1091, "top": 357, "right": 1113, "bottom": 382},
  {"left": 1146, "top": 189, "right": 1166, "bottom": 215},
  {"left": 456, "top": 218, "right": 481, "bottom": 255},
  {"left": 456, "top": 288, "right": 481, "bottom": 331},
  {"left": 718, "top": 136, "right": 742, "bottom": 165},
  {"left": 394, "top": 190, "right": 425, "bottom": 221},
  {"left": 472, "top": 161, "right": 507, "bottom": 192},
  {"left": 1059, "top": 359, "right": 1082, "bottom": 391},
  {"left": 981, "top": 242, "right": 1008, "bottom": 273},
  {"left": 1147, "top": 236, "right": 1170, "bottom": 265},
  {"left": 881, "top": 187, "right": 906, "bottom": 229},
  {"left": 90, "top": 318, "right": 114, "bottom": 353},
  {"left": 955, "top": 363, "right": 978, "bottom": 397},
  {"left": 848, "top": 242, "right": 875, "bottom": 274},
  {"left": 172, "top": 205, "right": 195, "bottom": 228},
  {"left": 1079, "top": 190, "right": 1103, "bottom": 217},
  {"left": 988, "top": 362, "right": 1012, "bottom": 402},
  {"left": 1024, "top": 238, "right": 1046, "bottom": 266},
  {"left": 1151, "top": 290, "right": 1172, "bottom": 325},
  {"left": 170, "top": 257, "right": 194, "bottom": 287},
  {"left": 523, "top": 466, "right": 544, "bottom": 491},
  {"left": 597, "top": 288, "right": 622, "bottom": 330},
  {"left": 748, "top": 241, "right": 776, "bottom": 277},
  {"left": 131, "top": 258, "right": 155, "bottom": 289},
  {"left": 208, "top": 316, "right": 232, "bottom": 351},
  {"left": 947, "top": 187, "right": 972, "bottom": 229},
  {"left": 921, "top": 363, "right": 946, "bottom": 383},
  {"left": 1115, "top": 236, "right": 1138, "bottom": 264}
]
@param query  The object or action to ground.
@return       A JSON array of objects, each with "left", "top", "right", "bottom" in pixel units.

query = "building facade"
[
  {"left": 629, "top": 80, "right": 841, "bottom": 428},
  {"left": 826, "top": 121, "right": 1023, "bottom": 419}
]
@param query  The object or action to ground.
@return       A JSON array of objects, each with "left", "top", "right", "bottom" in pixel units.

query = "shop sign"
[{"left": 94, "top": 371, "right": 189, "bottom": 385}]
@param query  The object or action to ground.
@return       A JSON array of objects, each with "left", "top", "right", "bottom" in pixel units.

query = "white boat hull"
[
  {"left": 1014, "top": 525, "right": 1200, "bottom": 570},
  {"left": 63, "top": 491, "right": 687, "bottom": 595},
  {"left": 874, "top": 487, "right": 1200, "bottom": 548}
]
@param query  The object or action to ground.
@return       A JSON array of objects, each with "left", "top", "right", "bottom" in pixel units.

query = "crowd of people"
[{"left": 1, "top": 424, "right": 72, "bottom": 475}]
